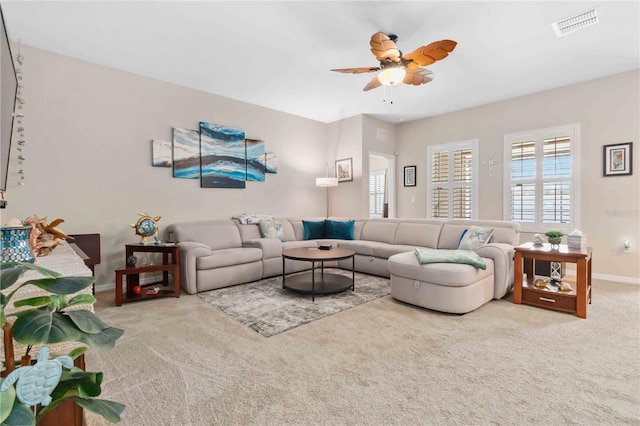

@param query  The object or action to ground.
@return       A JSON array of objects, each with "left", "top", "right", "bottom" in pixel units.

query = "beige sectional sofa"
[{"left": 166, "top": 217, "right": 521, "bottom": 313}]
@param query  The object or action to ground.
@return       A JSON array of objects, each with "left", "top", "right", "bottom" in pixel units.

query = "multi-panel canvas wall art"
[
  {"left": 199, "top": 122, "right": 247, "bottom": 188},
  {"left": 152, "top": 140, "right": 172, "bottom": 167},
  {"left": 265, "top": 151, "right": 278, "bottom": 174},
  {"left": 154, "top": 123, "right": 277, "bottom": 189},
  {"left": 246, "top": 139, "right": 266, "bottom": 182},
  {"left": 172, "top": 128, "right": 200, "bottom": 179}
]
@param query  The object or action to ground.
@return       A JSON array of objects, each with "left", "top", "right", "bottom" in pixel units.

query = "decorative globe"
[{"left": 131, "top": 213, "right": 161, "bottom": 243}]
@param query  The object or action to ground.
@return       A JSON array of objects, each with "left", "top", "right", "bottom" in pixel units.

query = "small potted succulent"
[{"left": 545, "top": 231, "right": 564, "bottom": 246}]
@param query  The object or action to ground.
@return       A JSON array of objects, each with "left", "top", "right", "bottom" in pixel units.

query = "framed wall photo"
[
  {"left": 404, "top": 165, "right": 416, "bottom": 187},
  {"left": 335, "top": 158, "right": 353, "bottom": 182},
  {"left": 603, "top": 142, "right": 633, "bottom": 177}
]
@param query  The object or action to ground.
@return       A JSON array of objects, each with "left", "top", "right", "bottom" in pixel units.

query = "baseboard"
[
  {"left": 94, "top": 269, "right": 639, "bottom": 293},
  {"left": 564, "top": 270, "right": 640, "bottom": 285}
]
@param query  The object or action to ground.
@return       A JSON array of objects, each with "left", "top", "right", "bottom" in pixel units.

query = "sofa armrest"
[
  {"left": 243, "top": 238, "right": 282, "bottom": 260},
  {"left": 177, "top": 241, "right": 213, "bottom": 294},
  {"left": 476, "top": 243, "right": 515, "bottom": 299}
]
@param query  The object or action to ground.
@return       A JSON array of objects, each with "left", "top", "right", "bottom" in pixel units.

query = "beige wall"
[
  {"left": 3, "top": 46, "right": 638, "bottom": 285},
  {"left": 3, "top": 46, "right": 330, "bottom": 286},
  {"left": 396, "top": 70, "right": 640, "bottom": 281}
]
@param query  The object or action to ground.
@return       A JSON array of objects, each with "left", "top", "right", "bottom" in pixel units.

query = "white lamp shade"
[
  {"left": 316, "top": 177, "right": 338, "bottom": 187},
  {"left": 378, "top": 67, "right": 406, "bottom": 86}
]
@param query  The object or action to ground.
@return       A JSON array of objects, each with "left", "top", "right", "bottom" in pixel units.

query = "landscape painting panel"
[
  {"left": 246, "top": 139, "right": 266, "bottom": 182},
  {"left": 200, "top": 122, "right": 246, "bottom": 188},
  {"left": 152, "top": 140, "right": 172, "bottom": 167},
  {"left": 172, "top": 128, "right": 200, "bottom": 179},
  {"left": 265, "top": 151, "right": 278, "bottom": 174}
]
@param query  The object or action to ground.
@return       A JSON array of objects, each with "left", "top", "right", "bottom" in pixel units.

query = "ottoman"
[{"left": 387, "top": 251, "right": 495, "bottom": 314}]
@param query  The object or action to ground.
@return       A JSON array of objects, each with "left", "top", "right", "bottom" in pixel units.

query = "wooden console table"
[
  {"left": 115, "top": 243, "right": 181, "bottom": 306},
  {"left": 513, "top": 243, "right": 592, "bottom": 318},
  {"left": 1, "top": 241, "right": 93, "bottom": 426}
]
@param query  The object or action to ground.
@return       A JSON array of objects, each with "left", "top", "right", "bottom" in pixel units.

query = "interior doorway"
[{"left": 369, "top": 152, "right": 395, "bottom": 218}]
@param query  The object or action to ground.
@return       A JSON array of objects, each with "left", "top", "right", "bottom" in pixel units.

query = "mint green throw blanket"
[{"left": 414, "top": 248, "right": 487, "bottom": 270}]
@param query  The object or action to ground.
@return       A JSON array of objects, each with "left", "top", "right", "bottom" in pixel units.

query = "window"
[
  {"left": 369, "top": 170, "right": 386, "bottom": 218},
  {"left": 504, "top": 124, "right": 579, "bottom": 232},
  {"left": 427, "top": 140, "right": 478, "bottom": 219}
]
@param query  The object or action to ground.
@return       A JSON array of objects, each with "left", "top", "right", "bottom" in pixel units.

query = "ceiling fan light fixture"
[
  {"left": 552, "top": 7, "right": 601, "bottom": 37},
  {"left": 378, "top": 67, "right": 406, "bottom": 86}
]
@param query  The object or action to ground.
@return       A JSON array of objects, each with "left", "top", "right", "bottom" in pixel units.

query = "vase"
[
  {"left": 548, "top": 237, "right": 562, "bottom": 245},
  {"left": 0, "top": 226, "right": 35, "bottom": 264}
]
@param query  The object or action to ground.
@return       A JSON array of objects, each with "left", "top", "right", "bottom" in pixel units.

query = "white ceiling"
[{"left": 2, "top": 1, "right": 639, "bottom": 124}]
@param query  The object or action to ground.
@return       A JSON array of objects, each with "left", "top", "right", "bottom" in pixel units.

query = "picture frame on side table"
[
  {"left": 335, "top": 158, "right": 353, "bottom": 182},
  {"left": 404, "top": 165, "right": 416, "bottom": 187},
  {"left": 603, "top": 142, "right": 633, "bottom": 177}
]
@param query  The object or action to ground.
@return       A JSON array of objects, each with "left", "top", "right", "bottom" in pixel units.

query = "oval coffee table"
[{"left": 282, "top": 247, "right": 355, "bottom": 301}]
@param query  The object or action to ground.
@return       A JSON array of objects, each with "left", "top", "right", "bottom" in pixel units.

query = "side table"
[
  {"left": 115, "top": 243, "right": 181, "bottom": 306},
  {"left": 513, "top": 243, "right": 592, "bottom": 318}
]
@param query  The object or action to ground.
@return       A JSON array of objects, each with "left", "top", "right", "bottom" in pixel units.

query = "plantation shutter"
[
  {"left": 542, "top": 137, "right": 571, "bottom": 225},
  {"left": 369, "top": 170, "right": 385, "bottom": 217},
  {"left": 428, "top": 140, "right": 477, "bottom": 219},
  {"left": 453, "top": 148, "right": 472, "bottom": 219},
  {"left": 504, "top": 125, "right": 578, "bottom": 232},
  {"left": 431, "top": 152, "right": 449, "bottom": 218},
  {"left": 509, "top": 140, "right": 536, "bottom": 223}
]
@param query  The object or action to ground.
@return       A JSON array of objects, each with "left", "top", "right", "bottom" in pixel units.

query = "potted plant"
[
  {"left": 545, "top": 231, "right": 564, "bottom": 245},
  {"left": 0, "top": 262, "right": 125, "bottom": 425}
]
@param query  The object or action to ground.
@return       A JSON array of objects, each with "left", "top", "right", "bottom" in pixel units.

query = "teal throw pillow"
[
  {"left": 302, "top": 220, "right": 325, "bottom": 240},
  {"left": 324, "top": 219, "right": 355, "bottom": 240},
  {"left": 458, "top": 226, "right": 494, "bottom": 251},
  {"left": 258, "top": 220, "right": 287, "bottom": 242}
]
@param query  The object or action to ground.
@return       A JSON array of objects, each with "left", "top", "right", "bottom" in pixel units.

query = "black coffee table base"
[
  {"left": 282, "top": 252, "right": 355, "bottom": 301},
  {"left": 283, "top": 271, "right": 354, "bottom": 299}
]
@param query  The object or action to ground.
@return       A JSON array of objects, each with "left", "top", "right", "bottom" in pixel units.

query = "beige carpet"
[{"left": 85, "top": 278, "right": 640, "bottom": 425}]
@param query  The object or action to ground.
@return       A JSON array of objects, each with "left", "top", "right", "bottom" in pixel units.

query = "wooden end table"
[
  {"left": 115, "top": 243, "right": 181, "bottom": 306},
  {"left": 513, "top": 243, "right": 592, "bottom": 318}
]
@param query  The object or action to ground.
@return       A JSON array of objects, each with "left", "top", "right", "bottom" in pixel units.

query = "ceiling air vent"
[{"left": 552, "top": 7, "right": 601, "bottom": 37}]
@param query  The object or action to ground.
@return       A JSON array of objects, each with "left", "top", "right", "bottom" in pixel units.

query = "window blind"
[{"left": 428, "top": 140, "right": 477, "bottom": 220}]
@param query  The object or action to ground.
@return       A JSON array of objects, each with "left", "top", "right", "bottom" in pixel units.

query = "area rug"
[{"left": 196, "top": 269, "right": 390, "bottom": 337}]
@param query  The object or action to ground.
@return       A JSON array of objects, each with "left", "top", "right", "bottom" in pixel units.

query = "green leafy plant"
[
  {"left": 0, "top": 262, "right": 125, "bottom": 425},
  {"left": 545, "top": 231, "right": 564, "bottom": 239}
]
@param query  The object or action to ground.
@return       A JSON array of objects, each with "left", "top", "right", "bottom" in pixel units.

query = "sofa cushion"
[
  {"left": 324, "top": 219, "right": 355, "bottom": 240},
  {"left": 393, "top": 221, "right": 443, "bottom": 248},
  {"left": 337, "top": 240, "right": 380, "bottom": 256},
  {"left": 372, "top": 244, "right": 417, "bottom": 259},
  {"left": 302, "top": 220, "right": 325, "bottom": 240},
  {"left": 388, "top": 251, "right": 494, "bottom": 287},
  {"left": 168, "top": 220, "right": 242, "bottom": 250},
  {"left": 282, "top": 240, "right": 318, "bottom": 250},
  {"left": 359, "top": 220, "right": 399, "bottom": 244},
  {"left": 258, "top": 220, "right": 288, "bottom": 242},
  {"left": 458, "top": 226, "right": 494, "bottom": 251},
  {"left": 197, "top": 247, "right": 263, "bottom": 270}
]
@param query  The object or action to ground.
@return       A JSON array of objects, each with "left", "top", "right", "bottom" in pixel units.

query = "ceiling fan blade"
[
  {"left": 370, "top": 32, "right": 401, "bottom": 63},
  {"left": 403, "top": 40, "right": 457, "bottom": 67},
  {"left": 331, "top": 67, "right": 380, "bottom": 74},
  {"left": 403, "top": 68, "right": 434, "bottom": 86},
  {"left": 363, "top": 75, "right": 382, "bottom": 91}
]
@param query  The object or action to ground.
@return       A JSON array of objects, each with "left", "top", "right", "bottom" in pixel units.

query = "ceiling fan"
[{"left": 331, "top": 32, "right": 457, "bottom": 92}]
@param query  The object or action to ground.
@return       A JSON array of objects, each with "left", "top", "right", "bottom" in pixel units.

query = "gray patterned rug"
[{"left": 196, "top": 269, "right": 390, "bottom": 337}]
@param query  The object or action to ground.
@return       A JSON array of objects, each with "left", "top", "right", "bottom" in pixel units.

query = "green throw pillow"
[
  {"left": 258, "top": 220, "right": 287, "bottom": 242},
  {"left": 458, "top": 226, "right": 494, "bottom": 251}
]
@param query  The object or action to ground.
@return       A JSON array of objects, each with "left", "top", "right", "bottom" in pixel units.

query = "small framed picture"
[
  {"left": 404, "top": 165, "right": 416, "bottom": 187},
  {"left": 335, "top": 158, "right": 353, "bottom": 182},
  {"left": 603, "top": 142, "right": 633, "bottom": 177}
]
